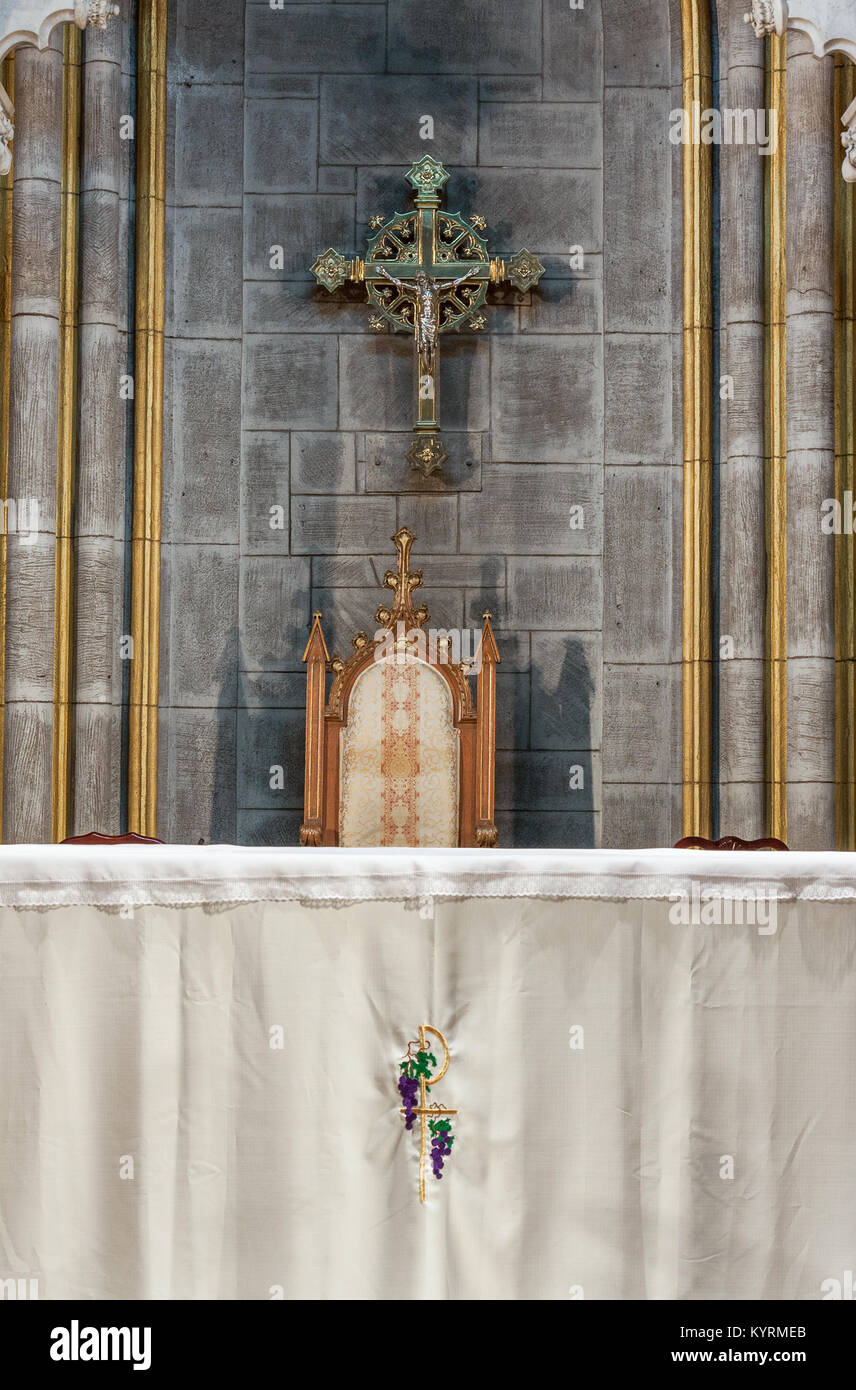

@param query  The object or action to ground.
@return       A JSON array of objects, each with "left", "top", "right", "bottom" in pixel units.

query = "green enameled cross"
[{"left": 310, "top": 156, "right": 545, "bottom": 477}]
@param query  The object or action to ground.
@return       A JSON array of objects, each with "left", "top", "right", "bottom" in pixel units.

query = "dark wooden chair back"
[{"left": 674, "top": 835, "right": 789, "bottom": 851}]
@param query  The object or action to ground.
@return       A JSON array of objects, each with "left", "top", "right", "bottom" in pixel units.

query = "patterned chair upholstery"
[
  {"left": 301, "top": 528, "right": 500, "bottom": 849},
  {"left": 339, "top": 656, "right": 459, "bottom": 848}
]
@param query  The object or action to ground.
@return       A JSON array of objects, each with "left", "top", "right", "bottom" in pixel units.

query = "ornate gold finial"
[{"left": 374, "top": 527, "right": 430, "bottom": 630}]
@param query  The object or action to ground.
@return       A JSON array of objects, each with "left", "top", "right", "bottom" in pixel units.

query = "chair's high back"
[{"left": 301, "top": 528, "right": 500, "bottom": 848}]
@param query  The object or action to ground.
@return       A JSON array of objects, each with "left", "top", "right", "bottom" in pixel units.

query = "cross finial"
[{"left": 375, "top": 528, "right": 430, "bottom": 630}]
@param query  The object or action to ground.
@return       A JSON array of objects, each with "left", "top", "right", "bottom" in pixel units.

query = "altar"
[{"left": 1, "top": 844, "right": 854, "bottom": 1301}]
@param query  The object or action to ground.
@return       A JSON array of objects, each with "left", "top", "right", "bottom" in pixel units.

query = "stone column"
[
  {"left": 72, "top": 17, "right": 126, "bottom": 833},
  {"left": 2, "top": 40, "right": 62, "bottom": 842},
  {"left": 716, "top": 3, "right": 767, "bottom": 836},
  {"left": 786, "top": 34, "right": 836, "bottom": 846}
]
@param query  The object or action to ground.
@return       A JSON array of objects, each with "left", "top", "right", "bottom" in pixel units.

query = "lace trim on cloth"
[{"left": 1, "top": 846, "right": 856, "bottom": 909}]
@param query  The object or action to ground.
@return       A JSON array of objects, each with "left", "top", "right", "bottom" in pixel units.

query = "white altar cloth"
[{"left": 1, "top": 845, "right": 855, "bottom": 1300}]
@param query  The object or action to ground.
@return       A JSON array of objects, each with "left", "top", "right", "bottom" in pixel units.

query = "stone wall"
[{"left": 156, "top": 0, "right": 683, "bottom": 847}]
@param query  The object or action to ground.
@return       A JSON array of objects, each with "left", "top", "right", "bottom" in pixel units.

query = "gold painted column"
[
  {"left": 0, "top": 56, "right": 12, "bottom": 842},
  {"left": 680, "top": 0, "right": 714, "bottom": 838},
  {"left": 128, "top": 0, "right": 166, "bottom": 838},
  {"left": 51, "top": 26, "right": 82, "bottom": 842},
  {"left": 834, "top": 55, "right": 856, "bottom": 848},
  {"left": 765, "top": 33, "right": 787, "bottom": 843}
]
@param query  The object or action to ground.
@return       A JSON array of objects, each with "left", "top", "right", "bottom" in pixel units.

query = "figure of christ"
[{"left": 377, "top": 265, "right": 481, "bottom": 379}]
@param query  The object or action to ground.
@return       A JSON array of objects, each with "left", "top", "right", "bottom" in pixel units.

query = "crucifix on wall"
[{"left": 310, "top": 155, "right": 545, "bottom": 477}]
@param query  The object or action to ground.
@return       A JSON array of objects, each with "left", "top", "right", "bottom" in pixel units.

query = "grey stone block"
[
  {"left": 408, "top": 554, "right": 505, "bottom": 589},
  {"left": 174, "top": 0, "right": 245, "bottom": 84},
  {"left": 173, "top": 207, "right": 243, "bottom": 339},
  {"left": 310, "top": 555, "right": 378, "bottom": 586},
  {"left": 244, "top": 98, "right": 318, "bottom": 193},
  {"left": 339, "top": 336, "right": 489, "bottom": 432},
  {"left": 245, "top": 4, "right": 386, "bottom": 73},
  {"left": 544, "top": 0, "right": 603, "bottom": 100},
  {"left": 3, "top": 536, "right": 56, "bottom": 702},
  {"left": 245, "top": 280, "right": 369, "bottom": 333},
  {"left": 722, "top": 320, "right": 764, "bottom": 461},
  {"left": 74, "top": 536, "right": 123, "bottom": 700},
  {"left": 603, "top": 88, "right": 671, "bottom": 332},
  {"left": 602, "top": 0, "right": 670, "bottom": 89},
  {"left": 162, "top": 708, "right": 237, "bottom": 844},
  {"left": 788, "top": 656, "right": 835, "bottom": 783},
  {"left": 396, "top": 495, "right": 458, "bottom": 553},
  {"left": 479, "top": 78, "right": 542, "bottom": 102},
  {"left": 237, "top": 808, "right": 305, "bottom": 846},
  {"left": 166, "top": 544, "right": 239, "bottom": 706},
  {"left": 602, "top": 663, "right": 675, "bottom": 782},
  {"left": 497, "top": 750, "right": 600, "bottom": 811},
  {"left": 490, "top": 629, "right": 530, "bottom": 672},
  {"left": 496, "top": 809, "right": 598, "bottom": 848},
  {"left": 786, "top": 448, "right": 835, "bottom": 658},
  {"left": 718, "top": 778, "right": 766, "bottom": 845},
  {"left": 243, "top": 334, "right": 338, "bottom": 430},
  {"left": 491, "top": 336, "right": 603, "bottom": 463},
  {"left": 320, "top": 76, "right": 477, "bottom": 165},
  {"left": 2, "top": 701, "right": 53, "bottom": 843},
  {"left": 175, "top": 84, "right": 243, "bottom": 207},
  {"left": 496, "top": 672, "right": 529, "bottom": 750},
  {"left": 719, "top": 455, "right": 765, "bottom": 657},
  {"left": 479, "top": 103, "right": 602, "bottom": 169},
  {"left": 240, "top": 432, "right": 290, "bottom": 555},
  {"left": 531, "top": 632, "right": 603, "bottom": 749},
  {"left": 239, "top": 671, "right": 307, "bottom": 707},
  {"left": 604, "top": 334, "right": 672, "bottom": 465},
  {"left": 364, "top": 431, "right": 484, "bottom": 491},
  {"left": 292, "top": 496, "right": 396, "bottom": 554},
  {"left": 239, "top": 557, "right": 311, "bottom": 670},
  {"left": 79, "top": 190, "right": 121, "bottom": 327},
  {"left": 237, "top": 707, "right": 305, "bottom": 809},
  {"left": 359, "top": 167, "right": 601, "bottom": 255},
  {"left": 165, "top": 339, "right": 241, "bottom": 544},
  {"left": 292, "top": 432, "right": 356, "bottom": 493},
  {"left": 507, "top": 557, "right": 602, "bottom": 631},
  {"left": 318, "top": 166, "right": 356, "bottom": 192},
  {"left": 718, "top": 658, "right": 765, "bottom": 783},
  {"left": 71, "top": 703, "right": 122, "bottom": 836},
  {"left": 387, "top": 0, "right": 542, "bottom": 74},
  {"left": 603, "top": 467, "right": 672, "bottom": 663},
  {"left": 244, "top": 194, "right": 354, "bottom": 279},
  {"left": 785, "top": 780, "right": 835, "bottom": 851},
  {"left": 245, "top": 74, "right": 320, "bottom": 98},
  {"left": 11, "top": 182, "right": 61, "bottom": 318},
  {"left": 519, "top": 277, "right": 602, "bottom": 335},
  {"left": 786, "top": 312, "right": 834, "bottom": 453},
  {"left": 601, "top": 782, "right": 675, "bottom": 850},
  {"left": 461, "top": 464, "right": 601, "bottom": 554}
]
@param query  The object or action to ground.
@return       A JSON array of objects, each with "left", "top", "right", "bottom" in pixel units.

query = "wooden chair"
[
  {"left": 60, "top": 832, "right": 164, "bottom": 845},
  {"left": 674, "top": 835, "right": 789, "bottom": 851},
  {"left": 301, "top": 527, "right": 500, "bottom": 848}
]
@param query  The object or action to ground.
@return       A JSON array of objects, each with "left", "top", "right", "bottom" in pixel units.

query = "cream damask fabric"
[{"left": 339, "top": 657, "right": 459, "bottom": 847}]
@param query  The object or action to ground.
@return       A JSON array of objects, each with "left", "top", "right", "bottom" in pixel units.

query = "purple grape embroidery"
[{"left": 397, "top": 1024, "right": 457, "bottom": 1202}]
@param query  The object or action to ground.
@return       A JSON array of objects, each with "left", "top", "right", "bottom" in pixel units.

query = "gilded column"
[
  {"left": 0, "top": 56, "right": 12, "bottom": 842},
  {"left": 834, "top": 54, "right": 856, "bottom": 848},
  {"left": 765, "top": 32, "right": 788, "bottom": 841},
  {"left": 128, "top": 0, "right": 166, "bottom": 838},
  {"left": 51, "top": 24, "right": 83, "bottom": 841},
  {"left": 680, "top": 0, "right": 715, "bottom": 837}
]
